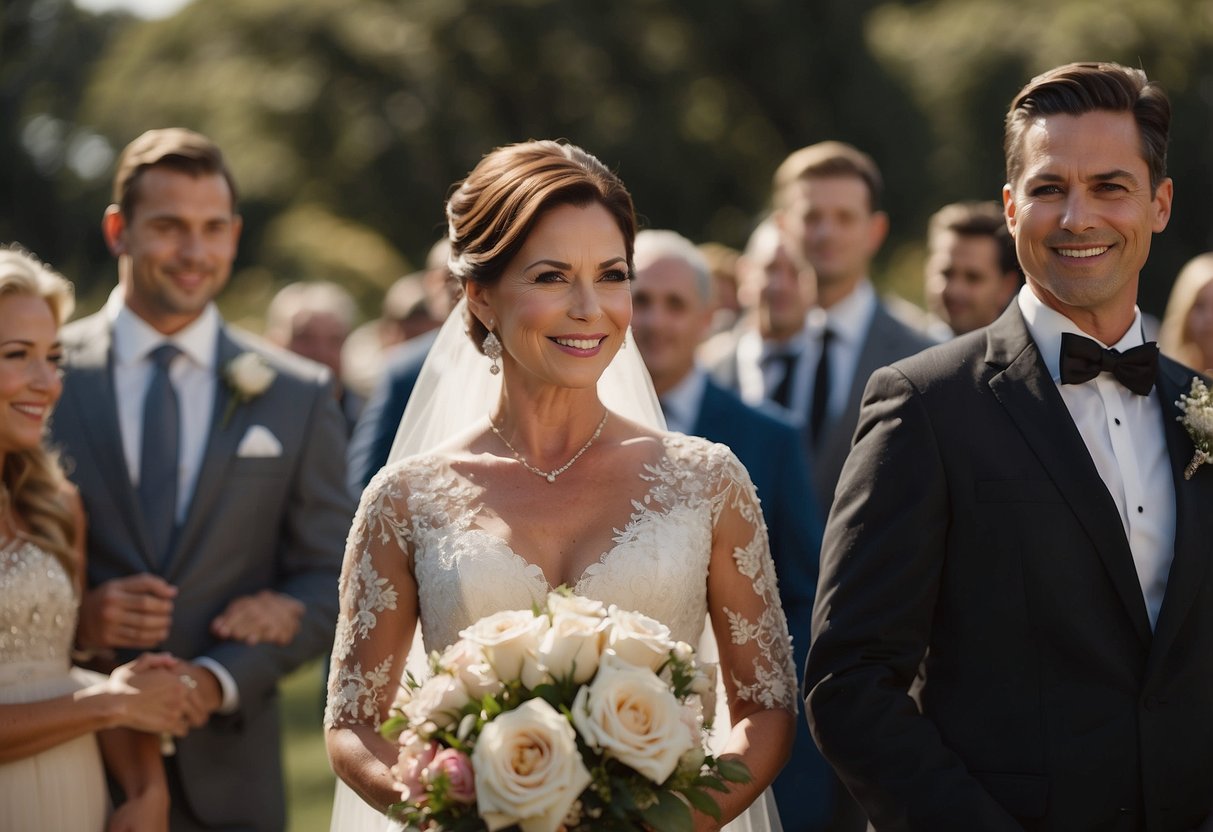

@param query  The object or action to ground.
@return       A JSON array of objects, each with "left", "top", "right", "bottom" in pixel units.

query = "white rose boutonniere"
[
  {"left": 1176, "top": 377, "right": 1213, "bottom": 479},
  {"left": 222, "top": 352, "right": 276, "bottom": 427}
]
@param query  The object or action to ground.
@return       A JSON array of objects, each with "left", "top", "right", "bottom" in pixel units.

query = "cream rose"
[
  {"left": 460, "top": 609, "right": 548, "bottom": 681},
  {"left": 440, "top": 639, "right": 504, "bottom": 700},
  {"left": 226, "top": 352, "right": 276, "bottom": 397},
  {"left": 535, "top": 606, "right": 607, "bottom": 685},
  {"left": 403, "top": 673, "right": 471, "bottom": 732},
  {"left": 604, "top": 606, "right": 676, "bottom": 671},
  {"left": 545, "top": 591, "right": 607, "bottom": 620},
  {"left": 571, "top": 654, "right": 695, "bottom": 784},
  {"left": 472, "top": 698, "right": 591, "bottom": 832}
]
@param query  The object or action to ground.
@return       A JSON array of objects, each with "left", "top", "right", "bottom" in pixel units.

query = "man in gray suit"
[
  {"left": 770, "top": 141, "right": 932, "bottom": 517},
  {"left": 52, "top": 128, "right": 353, "bottom": 831}
]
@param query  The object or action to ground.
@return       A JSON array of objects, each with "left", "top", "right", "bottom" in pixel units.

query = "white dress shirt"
[
  {"left": 804, "top": 278, "right": 878, "bottom": 426},
  {"left": 659, "top": 367, "right": 708, "bottom": 435},
  {"left": 106, "top": 290, "right": 240, "bottom": 710},
  {"left": 1018, "top": 286, "right": 1175, "bottom": 628}
]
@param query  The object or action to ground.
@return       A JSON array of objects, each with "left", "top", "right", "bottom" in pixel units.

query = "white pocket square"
[{"left": 236, "top": 424, "right": 282, "bottom": 458}]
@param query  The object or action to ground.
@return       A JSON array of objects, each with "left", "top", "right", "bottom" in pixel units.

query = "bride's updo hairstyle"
[{"left": 445, "top": 140, "right": 637, "bottom": 351}]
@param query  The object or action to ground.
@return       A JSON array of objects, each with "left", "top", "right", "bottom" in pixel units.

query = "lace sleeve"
[
  {"left": 706, "top": 445, "right": 799, "bottom": 715},
  {"left": 324, "top": 465, "right": 417, "bottom": 731}
]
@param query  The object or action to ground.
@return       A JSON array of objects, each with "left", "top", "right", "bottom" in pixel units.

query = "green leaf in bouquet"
[
  {"left": 639, "top": 791, "right": 693, "bottom": 832},
  {"left": 680, "top": 786, "right": 723, "bottom": 820},
  {"left": 714, "top": 757, "right": 753, "bottom": 784},
  {"left": 380, "top": 713, "right": 407, "bottom": 741},
  {"left": 693, "top": 774, "right": 726, "bottom": 792}
]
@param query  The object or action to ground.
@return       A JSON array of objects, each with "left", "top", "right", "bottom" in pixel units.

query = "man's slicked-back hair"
[{"left": 1004, "top": 62, "right": 1170, "bottom": 193}]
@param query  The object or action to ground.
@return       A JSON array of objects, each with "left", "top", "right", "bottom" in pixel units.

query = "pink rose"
[
  {"left": 426, "top": 748, "right": 476, "bottom": 805},
  {"left": 392, "top": 736, "right": 439, "bottom": 803}
]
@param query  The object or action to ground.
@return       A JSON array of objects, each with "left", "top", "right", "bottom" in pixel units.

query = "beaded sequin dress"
[
  {"left": 326, "top": 435, "right": 797, "bottom": 832},
  {"left": 0, "top": 538, "right": 109, "bottom": 830}
]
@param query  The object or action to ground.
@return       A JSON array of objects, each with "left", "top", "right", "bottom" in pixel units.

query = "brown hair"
[
  {"left": 445, "top": 140, "right": 637, "bottom": 350},
  {"left": 113, "top": 127, "right": 239, "bottom": 219},
  {"left": 927, "top": 200, "right": 1019, "bottom": 277},
  {"left": 0, "top": 246, "right": 77, "bottom": 579},
  {"left": 772, "top": 141, "right": 884, "bottom": 212},
  {"left": 1004, "top": 62, "right": 1170, "bottom": 192}
]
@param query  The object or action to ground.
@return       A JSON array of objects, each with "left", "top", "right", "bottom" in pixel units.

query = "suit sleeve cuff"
[{"left": 195, "top": 656, "right": 240, "bottom": 714}]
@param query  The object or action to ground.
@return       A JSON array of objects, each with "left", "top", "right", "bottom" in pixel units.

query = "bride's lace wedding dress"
[{"left": 326, "top": 433, "right": 797, "bottom": 832}]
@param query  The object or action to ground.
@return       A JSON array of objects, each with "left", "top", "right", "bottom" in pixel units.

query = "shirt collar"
[
  {"left": 1017, "top": 284, "right": 1146, "bottom": 382},
  {"left": 107, "top": 286, "right": 220, "bottom": 370},
  {"left": 809, "top": 277, "right": 876, "bottom": 345},
  {"left": 661, "top": 367, "right": 707, "bottom": 432}
]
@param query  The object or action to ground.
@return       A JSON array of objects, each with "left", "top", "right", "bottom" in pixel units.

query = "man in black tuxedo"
[
  {"left": 805, "top": 62, "right": 1212, "bottom": 830},
  {"left": 631, "top": 229, "right": 832, "bottom": 829}
]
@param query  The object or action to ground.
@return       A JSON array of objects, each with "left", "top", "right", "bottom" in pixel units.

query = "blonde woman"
[
  {"left": 0, "top": 246, "right": 192, "bottom": 832},
  {"left": 1159, "top": 252, "right": 1213, "bottom": 372}
]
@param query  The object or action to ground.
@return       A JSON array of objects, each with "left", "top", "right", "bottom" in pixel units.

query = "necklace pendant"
[{"left": 546, "top": 473, "right": 556, "bottom": 483}]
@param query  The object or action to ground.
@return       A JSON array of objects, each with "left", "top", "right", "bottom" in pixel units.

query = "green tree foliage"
[{"left": 5, "top": 0, "right": 1212, "bottom": 321}]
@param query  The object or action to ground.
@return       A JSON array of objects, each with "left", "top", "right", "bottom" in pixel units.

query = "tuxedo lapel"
[
  {"left": 163, "top": 329, "right": 246, "bottom": 578},
  {"left": 985, "top": 307, "right": 1152, "bottom": 646},
  {"left": 64, "top": 317, "right": 159, "bottom": 570},
  {"left": 1146, "top": 360, "right": 1213, "bottom": 675}
]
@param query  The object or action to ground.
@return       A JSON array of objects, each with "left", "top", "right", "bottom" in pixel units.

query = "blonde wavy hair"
[
  {"left": 1159, "top": 252, "right": 1213, "bottom": 371},
  {"left": 0, "top": 246, "right": 77, "bottom": 578}
]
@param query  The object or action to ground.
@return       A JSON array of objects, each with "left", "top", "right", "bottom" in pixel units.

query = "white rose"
[
  {"left": 440, "top": 639, "right": 504, "bottom": 700},
  {"left": 472, "top": 698, "right": 591, "bottom": 832},
  {"left": 545, "top": 592, "right": 607, "bottom": 620},
  {"left": 460, "top": 609, "right": 548, "bottom": 682},
  {"left": 226, "top": 352, "right": 276, "bottom": 397},
  {"left": 536, "top": 606, "right": 607, "bottom": 685},
  {"left": 403, "top": 673, "right": 471, "bottom": 732},
  {"left": 571, "top": 654, "right": 694, "bottom": 784},
  {"left": 604, "top": 606, "right": 676, "bottom": 671}
]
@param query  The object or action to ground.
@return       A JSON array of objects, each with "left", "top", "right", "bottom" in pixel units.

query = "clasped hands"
[{"left": 77, "top": 573, "right": 305, "bottom": 651}]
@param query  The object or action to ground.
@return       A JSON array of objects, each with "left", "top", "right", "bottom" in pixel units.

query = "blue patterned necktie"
[{"left": 139, "top": 344, "right": 182, "bottom": 564}]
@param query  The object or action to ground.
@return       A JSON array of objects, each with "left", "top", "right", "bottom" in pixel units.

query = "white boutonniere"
[
  {"left": 1176, "top": 377, "right": 1213, "bottom": 479},
  {"left": 222, "top": 352, "right": 276, "bottom": 427}
]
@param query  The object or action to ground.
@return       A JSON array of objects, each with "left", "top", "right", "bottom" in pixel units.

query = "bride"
[{"left": 325, "top": 140, "right": 797, "bottom": 831}]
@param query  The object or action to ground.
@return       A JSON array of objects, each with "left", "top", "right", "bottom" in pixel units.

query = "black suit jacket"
[{"left": 805, "top": 305, "right": 1213, "bottom": 831}]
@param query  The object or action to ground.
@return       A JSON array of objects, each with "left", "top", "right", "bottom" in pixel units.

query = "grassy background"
[{"left": 282, "top": 658, "right": 336, "bottom": 832}]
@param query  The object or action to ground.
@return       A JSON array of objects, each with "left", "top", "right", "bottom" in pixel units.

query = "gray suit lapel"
[
  {"left": 985, "top": 307, "right": 1152, "bottom": 646},
  {"left": 1146, "top": 360, "right": 1213, "bottom": 675},
  {"left": 162, "top": 329, "right": 246, "bottom": 578},
  {"left": 62, "top": 316, "right": 159, "bottom": 570}
]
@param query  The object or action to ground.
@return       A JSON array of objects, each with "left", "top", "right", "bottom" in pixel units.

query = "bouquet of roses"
[{"left": 382, "top": 590, "right": 750, "bottom": 832}]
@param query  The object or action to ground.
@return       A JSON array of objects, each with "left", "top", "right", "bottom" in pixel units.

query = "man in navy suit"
[
  {"left": 631, "top": 229, "right": 831, "bottom": 830},
  {"left": 807, "top": 62, "right": 1213, "bottom": 830}
]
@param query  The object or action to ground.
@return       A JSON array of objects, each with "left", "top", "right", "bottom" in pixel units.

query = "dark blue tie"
[{"left": 139, "top": 344, "right": 181, "bottom": 564}]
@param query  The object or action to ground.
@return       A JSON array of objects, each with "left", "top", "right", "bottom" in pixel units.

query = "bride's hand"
[
  {"left": 106, "top": 785, "right": 169, "bottom": 832},
  {"left": 106, "top": 654, "right": 192, "bottom": 736}
]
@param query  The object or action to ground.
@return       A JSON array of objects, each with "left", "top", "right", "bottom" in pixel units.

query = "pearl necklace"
[{"left": 490, "top": 411, "right": 608, "bottom": 483}]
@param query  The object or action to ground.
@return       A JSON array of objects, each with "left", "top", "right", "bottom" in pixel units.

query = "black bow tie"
[{"left": 1058, "top": 332, "right": 1158, "bottom": 395}]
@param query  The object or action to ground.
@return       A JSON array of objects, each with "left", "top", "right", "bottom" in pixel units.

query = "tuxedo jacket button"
[{"left": 1144, "top": 695, "right": 1160, "bottom": 711}]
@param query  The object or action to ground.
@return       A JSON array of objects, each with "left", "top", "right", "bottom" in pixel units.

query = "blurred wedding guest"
[
  {"left": 922, "top": 200, "right": 1021, "bottom": 338},
  {"left": 770, "top": 141, "right": 933, "bottom": 520},
  {"left": 1159, "top": 252, "right": 1213, "bottom": 372},
  {"left": 341, "top": 239, "right": 457, "bottom": 401},
  {"left": 266, "top": 280, "right": 364, "bottom": 433},
  {"left": 0, "top": 244, "right": 193, "bottom": 832},
  {"left": 49, "top": 128, "right": 353, "bottom": 832},
  {"left": 709, "top": 217, "right": 814, "bottom": 406},
  {"left": 346, "top": 239, "right": 458, "bottom": 496},
  {"left": 631, "top": 229, "right": 831, "bottom": 829},
  {"left": 699, "top": 240, "right": 743, "bottom": 335}
]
